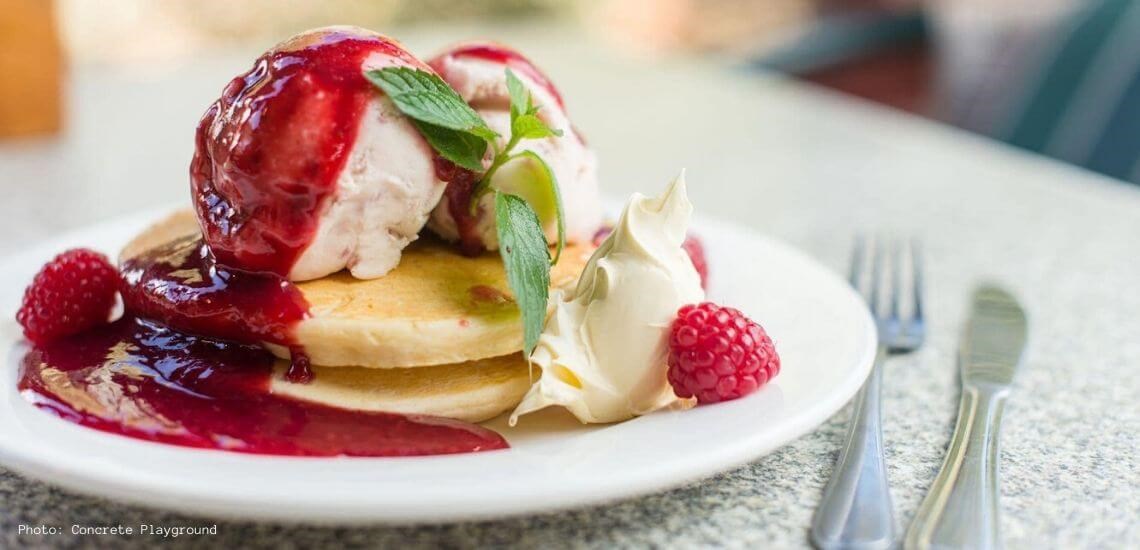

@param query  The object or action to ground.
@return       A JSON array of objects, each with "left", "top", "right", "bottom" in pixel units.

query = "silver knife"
[{"left": 904, "top": 285, "right": 1028, "bottom": 550}]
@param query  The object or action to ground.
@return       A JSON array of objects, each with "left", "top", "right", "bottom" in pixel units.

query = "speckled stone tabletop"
[{"left": 2, "top": 24, "right": 1139, "bottom": 549}]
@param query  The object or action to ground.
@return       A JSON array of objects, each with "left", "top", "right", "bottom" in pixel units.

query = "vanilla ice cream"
[
  {"left": 191, "top": 26, "right": 446, "bottom": 281},
  {"left": 510, "top": 173, "right": 704, "bottom": 425},
  {"left": 426, "top": 43, "right": 602, "bottom": 251},
  {"left": 289, "top": 90, "right": 445, "bottom": 281}
]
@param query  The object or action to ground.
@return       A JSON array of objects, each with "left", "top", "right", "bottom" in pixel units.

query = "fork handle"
[
  {"left": 811, "top": 347, "right": 896, "bottom": 550},
  {"left": 904, "top": 386, "right": 1007, "bottom": 550}
]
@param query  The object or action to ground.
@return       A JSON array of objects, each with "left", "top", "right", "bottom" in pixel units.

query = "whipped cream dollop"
[{"left": 510, "top": 173, "right": 704, "bottom": 425}]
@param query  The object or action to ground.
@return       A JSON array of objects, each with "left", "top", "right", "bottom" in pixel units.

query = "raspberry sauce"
[
  {"left": 190, "top": 29, "right": 421, "bottom": 276},
  {"left": 121, "top": 235, "right": 307, "bottom": 347},
  {"left": 434, "top": 157, "right": 485, "bottom": 256},
  {"left": 18, "top": 317, "right": 507, "bottom": 456},
  {"left": 119, "top": 234, "right": 314, "bottom": 381}
]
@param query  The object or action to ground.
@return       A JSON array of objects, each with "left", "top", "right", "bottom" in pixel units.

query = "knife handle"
[
  {"left": 811, "top": 348, "right": 897, "bottom": 550},
  {"left": 905, "top": 386, "right": 1007, "bottom": 550}
]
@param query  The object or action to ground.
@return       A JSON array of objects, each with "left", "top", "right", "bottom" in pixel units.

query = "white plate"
[{"left": 0, "top": 208, "right": 875, "bottom": 524}]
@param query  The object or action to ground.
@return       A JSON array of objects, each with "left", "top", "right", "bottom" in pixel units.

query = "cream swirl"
[{"left": 510, "top": 172, "right": 704, "bottom": 424}]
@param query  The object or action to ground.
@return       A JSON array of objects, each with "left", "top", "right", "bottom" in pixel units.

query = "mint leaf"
[
  {"left": 495, "top": 192, "right": 551, "bottom": 355},
  {"left": 366, "top": 67, "right": 496, "bottom": 171},
  {"left": 508, "top": 150, "right": 565, "bottom": 264},
  {"left": 506, "top": 68, "right": 528, "bottom": 120},
  {"left": 505, "top": 68, "right": 563, "bottom": 141},
  {"left": 365, "top": 68, "right": 496, "bottom": 140},
  {"left": 412, "top": 120, "right": 487, "bottom": 172},
  {"left": 512, "top": 113, "right": 563, "bottom": 141}
]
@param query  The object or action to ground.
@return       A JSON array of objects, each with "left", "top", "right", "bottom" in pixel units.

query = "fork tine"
[
  {"left": 849, "top": 235, "right": 866, "bottom": 295},
  {"left": 869, "top": 237, "right": 884, "bottom": 316},
  {"left": 890, "top": 238, "right": 902, "bottom": 321},
  {"left": 911, "top": 239, "right": 924, "bottom": 323}
]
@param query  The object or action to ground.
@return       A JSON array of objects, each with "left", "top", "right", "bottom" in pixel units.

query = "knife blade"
[
  {"left": 905, "top": 285, "right": 1028, "bottom": 550},
  {"left": 961, "top": 285, "right": 1028, "bottom": 388}
]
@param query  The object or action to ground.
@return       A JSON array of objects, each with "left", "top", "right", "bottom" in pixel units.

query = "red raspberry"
[
  {"left": 681, "top": 234, "right": 709, "bottom": 290},
  {"left": 591, "top": 225, "right": 613, "bottom": 247},
  {"left": 16, "top": 248, "right": 119, "bottom": 344},
  {"left": 667, "top": 302, "right": 779, "bottom": 404},
  {"left": 592, "top": 226, "right": 709, "bottom": 289}
]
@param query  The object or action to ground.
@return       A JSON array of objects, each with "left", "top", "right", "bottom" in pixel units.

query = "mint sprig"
[
  {"left": 473, "top": 69, "right": 565, "bottom": 262},
  {"left": 367, "top": 66, "right": 568, "bottom": 355}
]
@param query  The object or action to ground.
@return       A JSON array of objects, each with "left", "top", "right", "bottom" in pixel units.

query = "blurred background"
[{"left": 2, "top": 0, "right": 1137, "bottom": 220}]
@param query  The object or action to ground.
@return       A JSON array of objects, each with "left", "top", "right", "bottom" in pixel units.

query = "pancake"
[
  {"left": 270, "top": 353, "right": 532, "bottom": 423},
  {"left": 121, "top": 210, "right": 593, "bottom": 368}
]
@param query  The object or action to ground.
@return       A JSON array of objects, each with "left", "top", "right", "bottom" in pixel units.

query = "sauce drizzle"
[{"left": 19, "top": 318, "right": 508, "bottom": 457}]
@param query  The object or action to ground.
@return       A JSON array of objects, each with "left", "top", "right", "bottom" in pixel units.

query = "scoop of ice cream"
[
  {"left": 190, "top": 26, "right": 446, "bottom": 281},
  {"left": 510, "top": 173, "right": 704, "bottom": 425},
  {"left": 425, "top": 42, "right": 602, "bottom": 253}
]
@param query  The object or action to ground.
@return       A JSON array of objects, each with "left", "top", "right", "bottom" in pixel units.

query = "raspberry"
[
  {"left": 592, "top": 226, "right": 709, "bottom": 289},
  {"left": 667, "top": 302, "right": 779, "bottom": 404},
  {"left": 591, "top": 225, "right": 613, "bottom": 247},
  {"left": 681, "top": 234, "right": 709, "bottom": 290},
  {"left": 16, "top": 248, "right": 119, "bottom": 344}
]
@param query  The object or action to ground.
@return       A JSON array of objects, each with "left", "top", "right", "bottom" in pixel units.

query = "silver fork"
[{"left": 811, "top": 237, "right": 926, "bottom": 550}]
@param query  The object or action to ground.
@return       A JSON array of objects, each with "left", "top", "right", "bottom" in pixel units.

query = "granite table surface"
[{"left": 2, "top": 24, "right": 1138, "bottom": 549}]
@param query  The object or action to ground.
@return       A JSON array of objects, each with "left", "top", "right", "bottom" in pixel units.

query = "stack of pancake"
[{"left": 121, "top": 211, "right": 594, "bottom": 422}]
